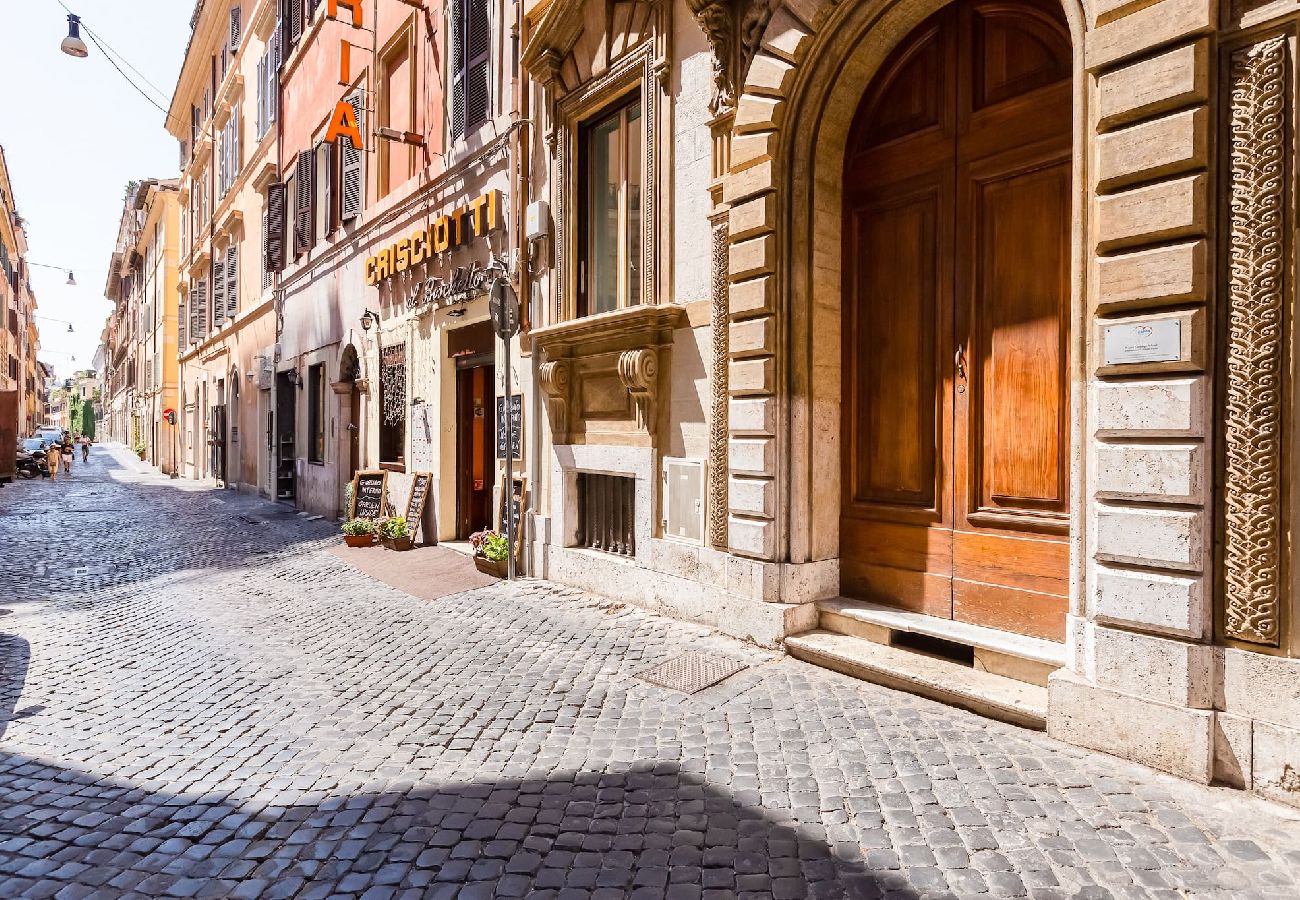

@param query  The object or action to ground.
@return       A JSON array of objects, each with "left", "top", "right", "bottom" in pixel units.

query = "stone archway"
[
  {"left": 334, "top": 344, "right": 362, "bottom": 518},
  {"left": 719, "top": 0, "right": 1091, "bottom": 591}
]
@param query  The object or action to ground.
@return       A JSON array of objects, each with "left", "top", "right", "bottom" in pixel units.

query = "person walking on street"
[
  {"left": 45, "top": 440, "right": 60, "bottom": 482},
  {"left": 60, "top": 436, "right": 74, "bottom": 474},
  {"left": 81, "top": 437, "right": 90, "bottom": 464}
]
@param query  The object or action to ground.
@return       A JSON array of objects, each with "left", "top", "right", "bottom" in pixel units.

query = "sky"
[{"left": 1, "top": 1, "right": 192, "bottom": 381}]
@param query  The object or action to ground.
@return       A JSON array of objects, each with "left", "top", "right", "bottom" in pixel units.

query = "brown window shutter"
[
  {"left": 212, "top": 250, "right": 227, "bottom": 327},
  {"left": 450, "top": 0, "right": 465, "bottom": 138},
  {"left": 339, "top": 93, "right": 364, "bottom": 221},
  {"left": 229, "top": 5, "right": 242, "bottom": 51},
  {"left": 466, "top": 0, "right": 491, "bottom": 131},
  {"left": 265, "top": 183, "right": 286, "bottom": 272},
  {"left": 294, "top": 152, "right": 314, "bottom": 255},
  {"left": 227, "top": 245, "right": 239, "bottom": 317}
]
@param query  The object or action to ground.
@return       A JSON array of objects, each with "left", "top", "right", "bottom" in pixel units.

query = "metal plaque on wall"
[
  {"left": 1103, "top": 320, "right": 1182, "bottom": 366},
  {"left": 410, "top": 403, "right": 435, "bottom": 472}
]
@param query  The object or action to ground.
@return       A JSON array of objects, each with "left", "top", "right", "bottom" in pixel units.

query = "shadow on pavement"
[
  {"left": 0, "top": 631, "right": 31, "bottom": 742},
  {"left": 0, "top": 751, "right": 916, "bottom": 899}
]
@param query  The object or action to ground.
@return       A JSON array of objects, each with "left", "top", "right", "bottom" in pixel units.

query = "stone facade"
[{"left": 517, "top": 0, "right": 1300, "bottom": 808}]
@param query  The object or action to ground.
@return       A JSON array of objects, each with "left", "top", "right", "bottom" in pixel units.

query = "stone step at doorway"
[{"left": 785, "top": 598, "right": 1067, "bottom": 730}]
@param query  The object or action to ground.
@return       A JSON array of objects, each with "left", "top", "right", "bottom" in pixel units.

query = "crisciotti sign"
[{"left": 365, "top": 190, "right": 502, "bottom": 285}]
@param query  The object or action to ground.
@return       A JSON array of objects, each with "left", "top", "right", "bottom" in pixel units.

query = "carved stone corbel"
[
  {"left": 688, "top": 0, "right": 736, "bottom": 115},
  {"left": 532, "top": 49, "right": 563, "bottom": 89},
  {"left": 539, "top": 359, "right": 571, "bottom": 443},
  {"left": 617, "top": 348, "right": 659, "bottom": 434}
]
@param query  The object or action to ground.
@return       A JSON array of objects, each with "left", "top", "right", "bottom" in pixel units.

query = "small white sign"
[{"left": 1104, "top": 319, "right": 1182, "bottom": 366}]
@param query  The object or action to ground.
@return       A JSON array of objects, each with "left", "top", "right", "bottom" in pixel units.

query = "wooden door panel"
[
  {"left": 970, "top": 159, "right": 1070, "bottom": 515},
  {"left": 952, "top": 529, "right": 1068, "bottom": 595},
  {"left": 962, "top": 156, "right": 1070, "bottom": 522},
  {"left": 845, "top": 190, "right": 944, "bottom": 510},
  {"left": 969, "top": 1, "right": 1071, "bottom": 110},
  {"left": 843, "top": 559, "right": 956, "bottom": 618},
  {"left": 842, "top": 517, "right": 954, "bottom": 573},
  {"left": 953, "top": 579, "right": 1068, "bottom": 641}
]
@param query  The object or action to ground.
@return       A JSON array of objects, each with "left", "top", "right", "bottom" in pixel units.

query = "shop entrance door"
[
  {"left": 210, "top": 404, "right": 227, "bottom": 485},
  {"left": 840, "top": 0, "right": 1072, "bottom": 641},
  {"left": 456, "top": 363, "right": 496, "bottom": 539}
]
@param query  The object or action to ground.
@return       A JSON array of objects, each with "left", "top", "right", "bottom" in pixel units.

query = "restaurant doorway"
[{"left": 451, "top": 321, "right": 496, "bottom": 539}]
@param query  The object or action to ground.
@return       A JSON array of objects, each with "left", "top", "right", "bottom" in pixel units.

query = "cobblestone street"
[{"left": 1, "top": 447, "right": 1298, "bottom": 899}]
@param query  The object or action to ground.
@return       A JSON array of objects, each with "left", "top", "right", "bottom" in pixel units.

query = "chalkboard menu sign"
[
  {"left": 496, "top": 394, "right": 522, "bottom": 459},
  {"left": 404, "top": 472, "right": 433, "bottom": 542},
  {"left": 350, "top": 470, "right": 388, "bottom": 520},
  {"left": 498, "top": 476, "right": 528, "bottom": 564}
]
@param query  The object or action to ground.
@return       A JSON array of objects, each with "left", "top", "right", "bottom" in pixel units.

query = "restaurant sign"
[
  {"left": 404, "top": 250, "right": 520, "bottom": 313},
  {"left": 365, "top": 190, "right": 502, "bottom": 285}
]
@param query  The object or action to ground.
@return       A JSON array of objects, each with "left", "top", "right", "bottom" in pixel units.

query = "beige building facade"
[
  {"left": 103, "top": 180, "right": 182, "bottom": 471},
  {"left": 1, "top": 144, "right": 44, "bottom": 441},
  {"left": 168, "top": 0, "right": 281, "bottom": 492},
  {"left": 519, "top": 0, "right": 1300, "bottom": 807}
]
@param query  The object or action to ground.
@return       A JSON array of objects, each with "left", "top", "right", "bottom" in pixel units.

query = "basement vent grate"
[{"left": 636, "top": 651, "right": 747, "bottom": 694}]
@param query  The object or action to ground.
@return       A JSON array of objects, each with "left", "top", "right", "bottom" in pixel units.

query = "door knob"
[{"left": 954, "top": 345, "right": 967, "bottom": 380}]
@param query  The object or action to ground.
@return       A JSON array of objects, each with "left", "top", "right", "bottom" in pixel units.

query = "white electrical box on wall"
[
  {"left": 525, "top": 200, "right": 550, "bottom": 241},
  {"left": 662, "top": 457, "right": 705, "bottom": 545}
]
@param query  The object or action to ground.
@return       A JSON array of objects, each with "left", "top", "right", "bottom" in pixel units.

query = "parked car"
[{"left": 33, "top": 427, "right": 62, "bottom": 445}]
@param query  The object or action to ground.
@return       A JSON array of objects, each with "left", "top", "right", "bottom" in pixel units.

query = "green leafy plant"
[
  {"left": 341, "top": 518, "right": 374, "bottom": 536},
  {"left": 379, "top": 516, "right": 410, "bottom": 540},
  {"left": 132, "top": 441, "right": 147, "bottom": 455},
  {"left": 482, "top": 532, "right": 510, "bottom": 562}
]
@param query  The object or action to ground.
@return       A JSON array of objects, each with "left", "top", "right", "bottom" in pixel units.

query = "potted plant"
[
  {"left": 379, "top": 516, "right": 413, "bottom": 551},
  {"left": 132, "top": 440, "right": 147, "bottom": 461},
  {"left": 470, "top": 529, "right": 509, "bottom": 577},
  {"left": 341, "top": 518, "right": 376, "bottom": 548}
]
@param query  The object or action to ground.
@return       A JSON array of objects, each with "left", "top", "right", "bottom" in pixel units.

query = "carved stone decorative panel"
[
  {"left": 1223, "top": 36, "right": 1287, "bottom": 647},
  {"left": 708, "top": 219, "right": 730, "bottom": 548}
]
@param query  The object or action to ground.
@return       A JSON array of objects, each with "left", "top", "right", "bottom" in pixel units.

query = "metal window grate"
[{"left": 577, "top": 473, "right": 635, "bottom": 557}]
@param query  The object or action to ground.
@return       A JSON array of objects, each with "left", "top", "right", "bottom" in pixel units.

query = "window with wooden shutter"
[
  {"left": 226, "top": 244, "right": 239, "bottom": 318},
  {"left": 449, "top": 0, "right": 465, "bottom": 138},
  {"left": 294, "top": 151, "right": 314, "bottom": 255},
  {"left": 465, "top": 0, "right": 491, "bottom": 131},
  {"left": 212, "top": 249, "right": 227, "bottom": 327},
  {"left": 230, "top": 106, "right": 241, "bottom": 180},
  {"left": 288, "top": 0, "right": 303, "bottom": 45},
  {"left": 178, "top": 297, "right": 186, "bottom": 347},
  {"left": 315, "top": 141, "right": 331, "bottom": 240},
  {"left": 229, "top": 5, "right": 242, "bottom": 51},
  {"left": 262, "top": 208, "right": 273, "bottom": 290},
  {"left": 339, "top": 92, "right": 364, "bottom": 221},
  {"left": 265, "top": 182, "right": 286, "bottom": 272},
  {"left": 256, "top": 55, "right": 267, "bottom": 138}
]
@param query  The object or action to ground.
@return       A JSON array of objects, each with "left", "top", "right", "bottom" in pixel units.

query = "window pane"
[
  {"left": 625, "top": 103, "right": 641, "bottom": 307},
  {"left": 588, "top": 113, "right": 620, "bottom": 315}
]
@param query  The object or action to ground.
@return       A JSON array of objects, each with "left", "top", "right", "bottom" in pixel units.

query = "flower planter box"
[
  {"left": 344, "top": 533, "right": 375, "bottom": 548},
  {"left": 386, "top": 536, "right": 413, "bottom": 551},
  {"left": 474, "top": 556, "right": 507, "bottom": 577}
]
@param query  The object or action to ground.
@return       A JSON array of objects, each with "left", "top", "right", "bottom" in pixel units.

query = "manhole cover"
[
  {"left": 636, "top": 651, "right": 747, "bottom": 694},
  {"left": 70, "top": 565, "right": 117, "bottom": 576}
]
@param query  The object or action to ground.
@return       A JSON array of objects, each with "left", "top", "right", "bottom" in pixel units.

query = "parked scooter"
[{"left": 15, "top": 450, "right": 49, "bottom": 480}]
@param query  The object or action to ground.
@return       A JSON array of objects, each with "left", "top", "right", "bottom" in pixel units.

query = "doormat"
[{"left": 636, "top": 651, "right": 748, "bottom": 694}]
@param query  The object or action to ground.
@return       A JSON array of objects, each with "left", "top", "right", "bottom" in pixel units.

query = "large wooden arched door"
[{"left": 840, "top": 0, "right": 1072, "bottom": 641}]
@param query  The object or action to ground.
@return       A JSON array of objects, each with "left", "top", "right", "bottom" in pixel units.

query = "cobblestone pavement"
[{"left": 2, "top": 447, "right": 1300, "bottom": 900}]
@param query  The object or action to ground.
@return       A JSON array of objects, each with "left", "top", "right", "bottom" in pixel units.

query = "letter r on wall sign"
[
  {"left": 328, "top": 0, "right": 363, "bottom": 26},
  {"left": 327, "top": 99, "right": 363, "bottom": 150}
]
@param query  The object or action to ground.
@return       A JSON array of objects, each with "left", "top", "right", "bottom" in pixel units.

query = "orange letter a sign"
[{"left": 327, "top": 99, "right": 363, "bottom": 150}]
